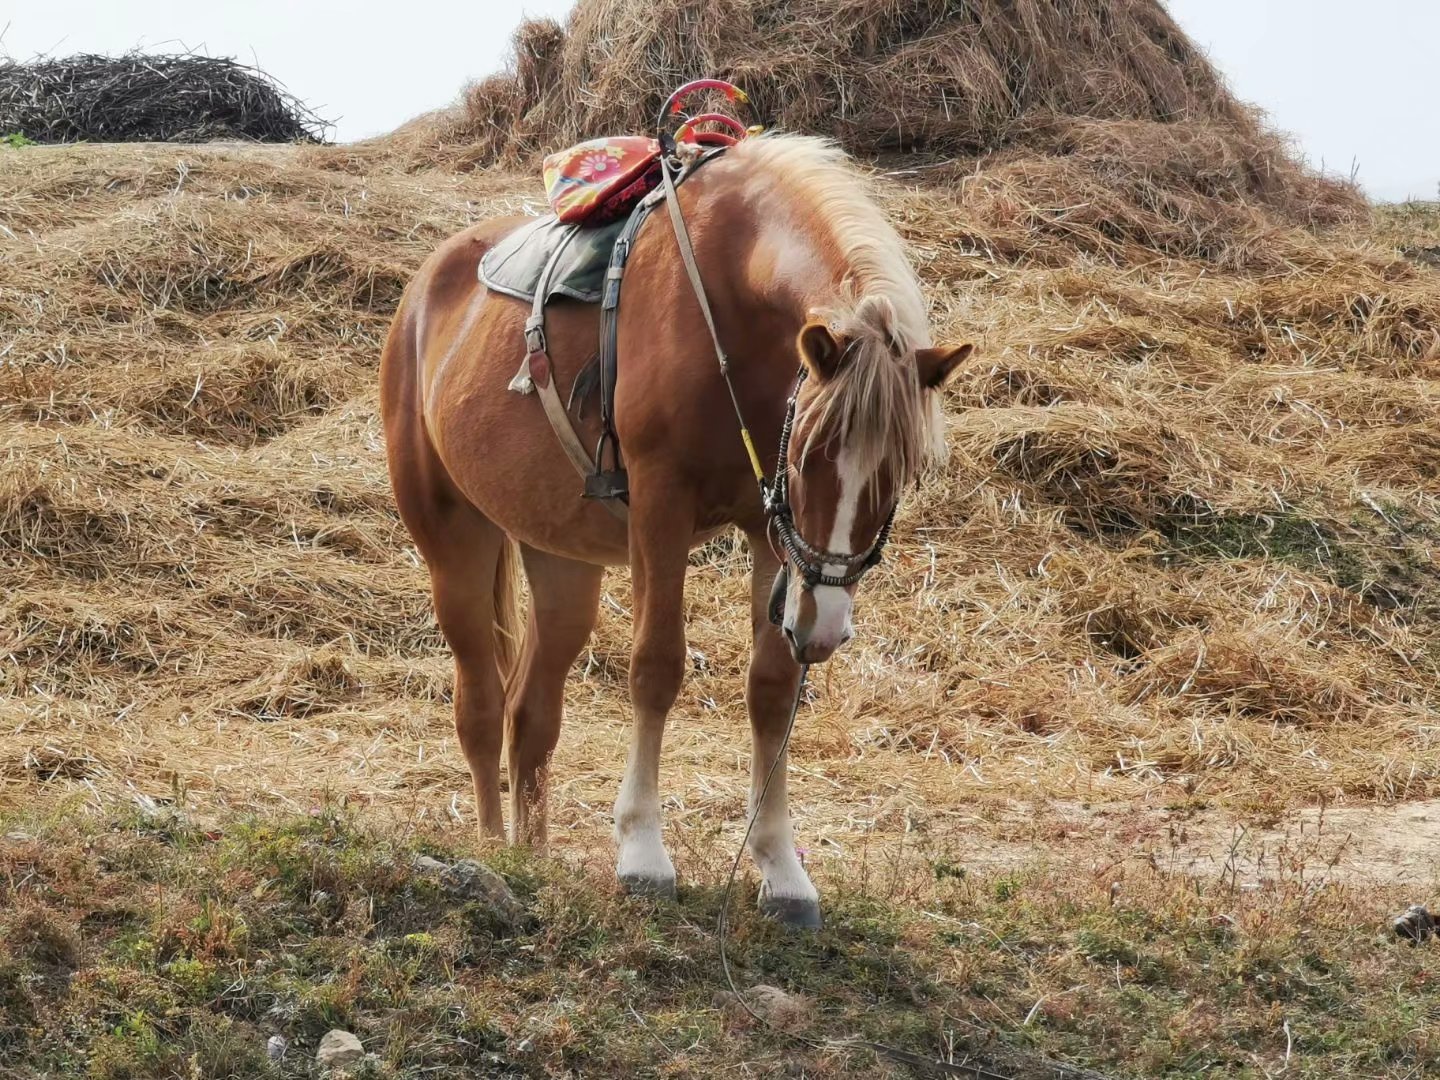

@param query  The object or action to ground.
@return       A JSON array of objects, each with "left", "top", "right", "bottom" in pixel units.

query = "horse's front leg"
[
  {"left": 613, "top": 480, "right": 693, "bottom": 897},
  {"left": 743, "top": 534, "right": 822, "bottom": 928}
]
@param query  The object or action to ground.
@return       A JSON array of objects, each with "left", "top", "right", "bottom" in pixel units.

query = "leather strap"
[
  {"left": 660, "top": 157, "right": 730, "bottom": 378},
  {"left": 598, "top": 189, "right": 662, "bottom": 473},
  {"left": 660, "top": 155, "right": 768, "bottom": 487},
  {"left": 597, "top": 149, "right": 727, "bottom": 468},
  {"left": 505, "top": 150, "right": 727, "bottom": 528},
  {"left": 510, "top": 224, "right": 628, "bottom": 523}
]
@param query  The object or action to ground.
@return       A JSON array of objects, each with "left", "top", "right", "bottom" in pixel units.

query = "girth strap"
[
  {"left": 595, "top": 148, "right": 729, "bottom": 483},
  {"left": 595, "top": 186, "right": 665, "bottom": 490},
  {"left": 506, "top": 148, "right": 729, "bottom": 526}
]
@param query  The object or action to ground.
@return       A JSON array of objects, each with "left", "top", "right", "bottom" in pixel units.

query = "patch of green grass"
[
  {"left": 1165, "top": 509, "right": 1367, "bottom": 585},
  {"left": 1164, "top": 502, "right": 1440, "bottom": 617},
  {"left": 0, "top": 805, "right": 1435, "bottom": 1078},
  {"left": 2, "top": 132, "right": 36, "bottom": 148}
]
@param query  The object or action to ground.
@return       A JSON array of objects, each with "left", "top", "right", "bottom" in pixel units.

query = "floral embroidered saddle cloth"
[{"left": 542, "top": 136, "right": 664, "bottom": 227}]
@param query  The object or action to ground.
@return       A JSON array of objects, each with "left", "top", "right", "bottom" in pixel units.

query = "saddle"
[{"left": 484, "top": 79, "right": 756, "bottom": 521}]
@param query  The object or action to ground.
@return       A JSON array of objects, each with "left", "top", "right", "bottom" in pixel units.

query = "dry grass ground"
[{"left": 3, "top": 129, "right": 1440, "bottom": 1075}]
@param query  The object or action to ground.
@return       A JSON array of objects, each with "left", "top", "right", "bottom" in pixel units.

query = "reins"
[
  {"left": 658, "top": 145, "right": 1008, "bottom": 1080},
  {"left": 658, "top": 154, "right": 769, "bottom": 489},
  {"left": 717, "top": 666, "right": 1014, "bottom": 1080},
  {"left": 660, "top": 152, "right": 897, "bottom": 609}
]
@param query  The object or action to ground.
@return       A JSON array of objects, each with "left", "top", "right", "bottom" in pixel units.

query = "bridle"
[
  {"left": 652, "top": 96, "right": 897, "bottom": 631},
  {"left": 760, "top": 364, "right": 898, "bottom": 622}
]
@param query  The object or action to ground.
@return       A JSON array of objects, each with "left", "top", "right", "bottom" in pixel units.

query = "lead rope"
[
  {"left": 717, "top": 665, "right": 1015, "bottom": 1080},
  {"left": 660, "top": 145, "right": 1012, "bottom": 1080}
]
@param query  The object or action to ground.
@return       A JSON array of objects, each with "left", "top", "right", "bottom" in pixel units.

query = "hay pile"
[
  {"left": 3, "top": 0, "right": 1440, "bottom": 872},
  {"left": 440, "top": 0, "right": 1245, "bottom": 157},
  {"left": 397, "top": 0, "right": 1361, "bottom": 249},
  {"left": 0, "top": 52, "right": 328, "bottom": 144}
]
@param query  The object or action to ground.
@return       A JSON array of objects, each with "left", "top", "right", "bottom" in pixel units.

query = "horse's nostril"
[{"left": 781, "top": 624, "right": 805, "bottom": 662}]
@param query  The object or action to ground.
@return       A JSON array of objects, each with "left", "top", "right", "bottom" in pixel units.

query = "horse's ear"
[
  {"left": 916, "top": 342, "right": 974, "bottom": 389},
  {"left": 798, "top": 321, "right": 847, "bottom": 381}
]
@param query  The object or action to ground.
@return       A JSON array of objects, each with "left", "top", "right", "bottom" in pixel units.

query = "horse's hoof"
[
  {"left": 618, "top": 872, "right": 677, "bottom": 900},
  {"left": 759, "top": 895, "right": 823, "bottom": 929}
]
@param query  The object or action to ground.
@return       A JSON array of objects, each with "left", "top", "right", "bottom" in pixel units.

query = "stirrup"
[
  {"left": 585, "top": 429, "right": 628, "bottom": 501},
  {"left": 584, "top": 470, "right": 629, "bottom": 501}
]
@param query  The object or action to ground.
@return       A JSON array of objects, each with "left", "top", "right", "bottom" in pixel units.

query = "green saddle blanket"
[{"left": 479, "top": 214, "right": 627, "bottom": 305}]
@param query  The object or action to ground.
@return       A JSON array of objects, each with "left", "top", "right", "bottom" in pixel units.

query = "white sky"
[{"left": 3, "top": 1, "right": 1436, "bottom": 202}]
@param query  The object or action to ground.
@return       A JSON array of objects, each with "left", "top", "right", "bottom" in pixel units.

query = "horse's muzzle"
[{"left": 781, "top": 623, "right": 848, "bottom": 664}]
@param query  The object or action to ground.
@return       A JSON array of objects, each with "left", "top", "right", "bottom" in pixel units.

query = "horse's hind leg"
[
  {"left": 385, "top": 421, "right": 514, "bottom": 837},
  {"left": 422, "top": 517, "right": 515, "bottom": 839},
  {"left": 381, "top": 286, "right": 519, "bottom": 840},
  {"left": 506, "top": 545, "right": 603, "bottom": 849}
]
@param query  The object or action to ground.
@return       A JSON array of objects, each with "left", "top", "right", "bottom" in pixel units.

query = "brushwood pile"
[{"left": 0, "top": 52, "right": 328, "bottom": 144}]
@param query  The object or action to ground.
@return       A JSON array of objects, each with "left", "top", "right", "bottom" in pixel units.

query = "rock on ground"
[
  {"left": 316, "top": 1029, "right": 364, "bottom": 1069},
  {"left": 412, "top": 854, "right": 525, "bottom": 927}
]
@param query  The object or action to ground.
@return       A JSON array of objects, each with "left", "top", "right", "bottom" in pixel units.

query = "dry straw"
[{"left": 3, "top": 0, "right": 1440, "bottom": 878}]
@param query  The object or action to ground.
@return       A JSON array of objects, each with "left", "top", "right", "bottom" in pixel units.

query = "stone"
[
  {"left": 1393, "top": 904, "right": 1436, "bottom": 946},
  {"left": 266, "top": 1035, "right": 287, "bottom": 1061},
  {"left": 412, "top": 855, "right": 525, "bottom": 927},
  {"left": 716, "top": 983, "right": 812, "bottom": 1032},
  {"left": 316, "top": 1029, "right": 364, "bottom": 1069}
]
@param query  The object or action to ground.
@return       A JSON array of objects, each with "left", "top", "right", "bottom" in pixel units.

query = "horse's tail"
[{"left": 493, "top": 536, "right": 525, "bottom": 691}]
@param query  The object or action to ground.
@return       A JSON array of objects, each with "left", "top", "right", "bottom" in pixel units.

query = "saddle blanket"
[
  {"left": 542, "top": 135, "right": 662, "bottom": 225},
  {"left": 479, "top": 213, "right": 627, "bottom": 305}
]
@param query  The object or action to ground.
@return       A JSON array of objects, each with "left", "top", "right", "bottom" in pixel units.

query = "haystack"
[
  {"left": 399, "top": 0, "right": 1361, "bottom": 241},
  {"left": 454, "top": 0, "right": 1242, "bottom": 155},
  {"left": 0, "top": 52, "right": 328, "bottom": 144}
]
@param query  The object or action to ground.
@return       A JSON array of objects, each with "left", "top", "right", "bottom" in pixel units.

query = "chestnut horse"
[{"left": 380, "top": 133, "right": 972, "bottom": 926}]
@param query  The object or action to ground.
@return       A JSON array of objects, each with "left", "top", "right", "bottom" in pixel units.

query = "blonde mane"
[{"left": 729, "top": 132, "right": 946, "bottom": 489}]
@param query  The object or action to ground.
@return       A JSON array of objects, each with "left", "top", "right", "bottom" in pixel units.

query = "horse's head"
[{"left": 770, "top": 297, "right": 972, "bottom": 664}]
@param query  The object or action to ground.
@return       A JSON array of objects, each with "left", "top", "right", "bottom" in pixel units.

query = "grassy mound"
[{"left": 1, "top": 804, "right": 1433, "bottom": 1077}]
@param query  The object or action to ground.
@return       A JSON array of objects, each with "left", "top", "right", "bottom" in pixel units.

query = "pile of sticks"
[{"left": 0, "top": 51, "right": 329, "bottom": 144}]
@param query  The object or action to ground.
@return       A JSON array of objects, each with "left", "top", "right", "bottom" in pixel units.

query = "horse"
[{"left": 380, "top": 131, "right": 973, "bottom": 927}]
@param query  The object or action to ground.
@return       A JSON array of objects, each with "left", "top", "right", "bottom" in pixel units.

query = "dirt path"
[{"left": 980, "top": 798, "right": 1440, "bottom": 890}]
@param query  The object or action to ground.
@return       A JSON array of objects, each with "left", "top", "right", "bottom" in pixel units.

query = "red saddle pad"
[{"left": 542, "top": 136, "right": 663, "bottom": 226}]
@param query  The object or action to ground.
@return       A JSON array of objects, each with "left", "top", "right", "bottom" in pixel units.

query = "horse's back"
[{"left": 405, "top": 215, "right": 532, "bottom": 338}]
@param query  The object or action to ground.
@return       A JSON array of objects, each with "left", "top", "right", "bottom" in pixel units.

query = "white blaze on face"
[{"left": 783, "top": 446, "right": 866, "bottom": 652}]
